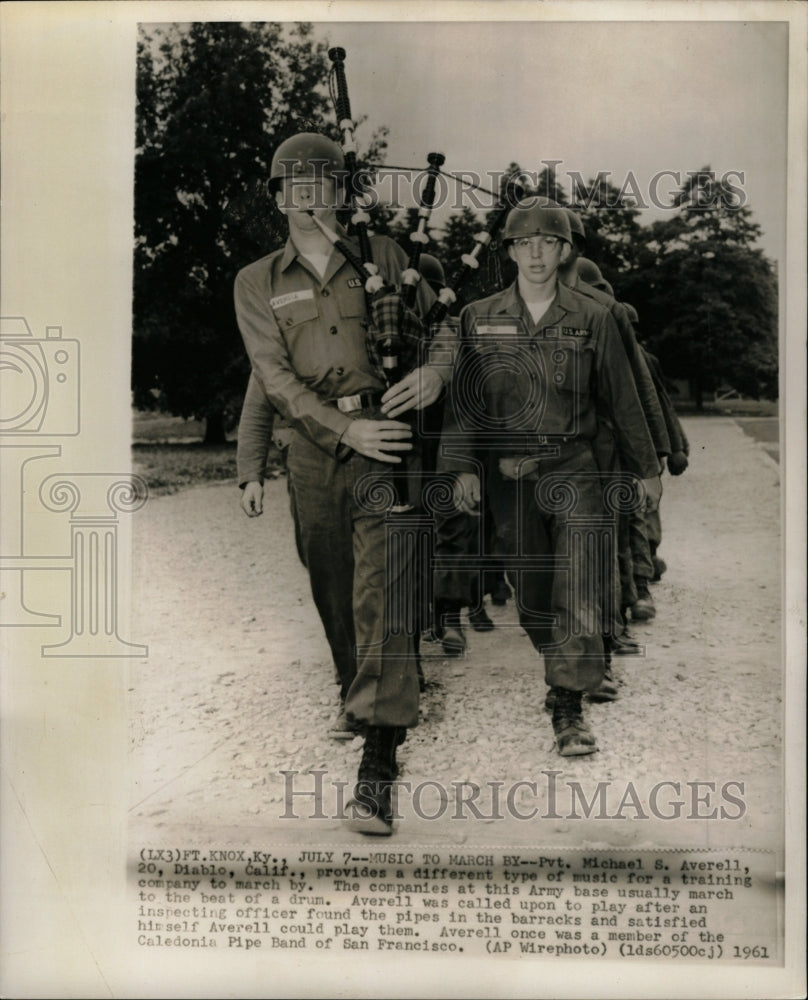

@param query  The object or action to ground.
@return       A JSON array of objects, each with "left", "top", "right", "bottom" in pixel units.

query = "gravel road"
[{"left": 129, "top": 417, "right": 782, "bottom": 852}]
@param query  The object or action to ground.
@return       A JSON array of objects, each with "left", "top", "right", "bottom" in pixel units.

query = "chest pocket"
[
  {"left": 544, "top": 337, "right": 595, "bottom": 396},
  {"left": 472, "top": 338, "right": 547, "bottom": 432},
  {"left": 338, "top": 283, "right": 368, "bottom": 320},
  {"left": 273, "top": 297, "right": 322, "bottom": 381},
  {"left": 274, "top": 296, "right": 320, "bottom": 331}
]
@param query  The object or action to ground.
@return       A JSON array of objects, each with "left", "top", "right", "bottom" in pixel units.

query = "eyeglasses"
[{"left": 511, "top": 236, "right": 562, "bottom": 251}]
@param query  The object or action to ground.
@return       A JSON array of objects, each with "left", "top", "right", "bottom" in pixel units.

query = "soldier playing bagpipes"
[{"left": 233, "top": 128, "right": 454, "bottom": 835}]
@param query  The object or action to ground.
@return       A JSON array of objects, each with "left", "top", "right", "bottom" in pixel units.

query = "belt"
[{"left": 335, "top": 391, "right": 383, "bottom": 414}]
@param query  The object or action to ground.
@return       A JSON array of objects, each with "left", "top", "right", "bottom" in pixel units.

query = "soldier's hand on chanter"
[
  {"left": 640, "top": 475, "right": 663, "bottom": 513},
  {"left": 341, "top": 418, "right": 413, "bottom": 463},
  {"left": 240, "top": 482, "right": 264, "bottom": 517},
  {"left": 667, "top": 450, "right": 689, "bottom": 476},
  {"left": 453, "top": 472, "right": 481, "bottom": 515},
  {"left": 380, "top": 366, "right": 444, "bottom": 419}
]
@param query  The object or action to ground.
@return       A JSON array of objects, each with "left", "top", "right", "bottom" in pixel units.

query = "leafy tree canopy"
[
  {"left": 133, "top": 21, "right": 387, "bottom": 440},
  {"left": 617, "top": 169, "right": 778, "bottom": 404}
]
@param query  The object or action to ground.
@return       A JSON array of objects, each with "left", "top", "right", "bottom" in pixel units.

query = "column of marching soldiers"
[{"left": 234, "top": 133, "right": 690, "bottom": 836}]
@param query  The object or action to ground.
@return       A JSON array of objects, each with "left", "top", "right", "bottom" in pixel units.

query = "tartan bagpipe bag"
[{"left": 365, "top": 288, "right": 426, "bottom": 383}]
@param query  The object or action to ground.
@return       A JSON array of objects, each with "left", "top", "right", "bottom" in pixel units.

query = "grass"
[
  {"left": 132, "top": 441, "right": 241, "bottom": 496},
  {"left": 131, "top": 411, "right": 211, "bottom": 443},
  {"left": 675, "top": 398, "right": 778, "bottom": 418},
  {"left": 733, "top": 418, "right": 779, "bottom": 443},
  {"left": 132, "top": 411, "right": 284, "bottom": 496}
]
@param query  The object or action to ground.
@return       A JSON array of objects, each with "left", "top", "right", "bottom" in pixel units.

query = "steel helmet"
[
  {"left": 269, "top": 132, "right": 345, "bottom": 191},
  {"left": 566, "top": 209, "right": 586, "bottom": 248},
  {"left": 623, "top": 302, "right": 640, "bottom": 326},
  {"left": 524, "top": 195, "right": 563, "bottom": 208},
  {"left": 502, "top": 202, "right": 572, "bottom": 245},
  {"left": 576, "top": 257, "right": 607, "bottom": 286},
  {"left": 418, "top": 253, "right": 446, "bottom": 290}
]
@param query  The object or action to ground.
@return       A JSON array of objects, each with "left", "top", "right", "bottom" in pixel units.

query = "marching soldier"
[
  {"left": 417, "top": 253, "right": 507, "bottom": 657},
  {"left": 560, "top": 216, "right": 670, "bottom": 635},
  {"left": 623, "top": 302, "right": 690, "bottom": 581},
  {"left": 439, "top": 203, "right": 660, "bottom": 756},
  {"left": 234, "top": 133, "right": 452, "bottom": 834}
]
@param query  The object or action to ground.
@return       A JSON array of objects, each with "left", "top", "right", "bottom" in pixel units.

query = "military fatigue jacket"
[
  {"left": 642, "top": 348, "right": 690, "bottom": 455},
  {"left": 236, "top": 371, "right": 276, "bottom": 486},
  {"left": 573, "top": 279, "right": 671, "bottom": 457},
  {"left": 234, "top": 230, "right": 453, "bottom": 457},
  {"left": 439, "top": 281, "right": 659, "bottom": 480}
]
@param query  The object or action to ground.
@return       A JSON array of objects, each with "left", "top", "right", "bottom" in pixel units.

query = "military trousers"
[
  {"left": 628, "top": 507, "right": 654, "bottom": 585},
  {"left": 590, "top": 423, "right": 632, "bottom": 632},
  {"left": 645, "top": 506, "right": 663, "bottom": 552},
  {"left": 487, "top": 441, "right": 610, "bottom": 692},
  {"left": 286, "top": 428, "right": 421, "bottom": 729},
  {"left": 431, "top": 501, "right": 507, "bottom": 617}
]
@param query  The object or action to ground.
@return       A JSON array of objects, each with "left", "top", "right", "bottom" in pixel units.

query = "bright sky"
[{"left": 305, "top": 19, "right": 787, "bottom": 264}]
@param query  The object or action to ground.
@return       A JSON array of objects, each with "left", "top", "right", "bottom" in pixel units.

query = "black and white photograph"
[{"left": 1, "top": 2, "right": 805, "bottom": 998}]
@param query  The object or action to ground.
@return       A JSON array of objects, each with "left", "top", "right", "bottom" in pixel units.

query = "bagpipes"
[
  {"left": 322, "top": 48, "right": 452, "bottom": 512},
  {"left": 326, "top": 48, "right": 522, "bottom": 377},
  {"left": 321, "top": 48, "right": 523, "bottom": 508},
  {"left": 423, "top": 173, "right": 524, "bottom": 326},
  {"left": 327, "top": 47, "right": 440, "bottom": 389}
]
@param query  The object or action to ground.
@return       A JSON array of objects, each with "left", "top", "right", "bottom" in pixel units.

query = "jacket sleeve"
[
  {"left": 612, "top": 302, "right": 670, "bottom": 456},
  {"left": 435, "top": 307, "right": 479, "bottom": 475},
  {"left": 643, "top": 348, "right": 689, "bottom": 455},
  {"left": 236, "top": 370, "right": 275, "bottom": 487},
  {"left": 234, "top": 266, "right": 353, "bottom": 457},
  {"left": 595, "top": 310, "right": 661, "bottom": 480}
]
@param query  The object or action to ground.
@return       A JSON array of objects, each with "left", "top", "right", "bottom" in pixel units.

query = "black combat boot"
[
  {"left": 489, "top": 575, "right": 511, "bottom": 606},
  {"left": 440, "top": 609, "right": 466, "bottom": 656},
  {"left": 551, "top": 688, "right": 598, "bottom": 757},
  {"left": 631, "top": 580, "right": 656, "bottom": 621},
  {"left": 649, "top": 540, "right": 666, "bottom": 583},
  {"left": 468, "top": 605, "right": 494, "bottom": 632},
  {"left": 613, "top": 606, "right": 641, "bottom": 654},
  {"left": 345, "top": 726, "right": 401, "bottom": 836},
  {"left": 612, "top": 631, "right": 641, "bottom": 655},
  {"left": 468, "top": 578, "right": 494, "bottom": 631},
  {"left": 413, "top": 632, "right": 426, "bottom": 692}
]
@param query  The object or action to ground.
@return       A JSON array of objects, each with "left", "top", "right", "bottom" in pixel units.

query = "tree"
[
  {"left": 619, "top": 169, "right": 778, "bottom": 407},
  {"left": 572, "top": 175, "right": 644, "bottom": 278},
  {"left": 383, "top": 206, "right": 423, "bottom": 250},
  {"left": 134, "top": 22, "right": 339, "bottom": 441},
  {"left": 434, "top": 164, "right": 525, "bottom": 311},
  {"left": 532, "top": 163, "right": 568, "bottom": 205},
  {"left": 432, "top": 206, "right": 513, "bottom": 312}
]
